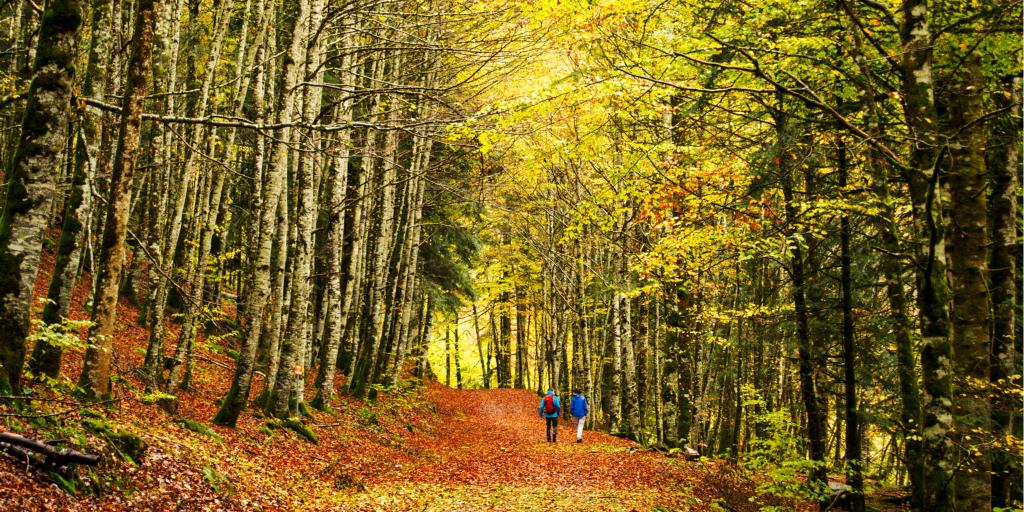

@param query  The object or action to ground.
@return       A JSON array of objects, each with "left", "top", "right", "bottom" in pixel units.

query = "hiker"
[
  {"left": 569, "top": 389, "right": 589, "bottom": 443},
  {"left": 538, "top": 389, "right": 561, "bottom": 443}
]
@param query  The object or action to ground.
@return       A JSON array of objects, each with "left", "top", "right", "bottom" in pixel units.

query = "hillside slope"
[{"left": 0, "top": 251, "right": 796, "bottom": 511}]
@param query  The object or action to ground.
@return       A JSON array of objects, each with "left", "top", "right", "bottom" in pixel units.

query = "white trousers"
[{"left": 575, "top": 415, "right": 586, "bottom": 440}]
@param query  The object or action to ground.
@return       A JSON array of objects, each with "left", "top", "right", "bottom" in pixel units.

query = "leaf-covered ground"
[
  {"left": 328, "top": 385, "right": 781, "bottom": 511},
  {"left": 0, "top": 248, "right": 806, "bottom": 511}
]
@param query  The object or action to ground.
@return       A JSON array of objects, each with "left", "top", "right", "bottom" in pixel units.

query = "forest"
[{"left": 0, "top": 0, "right": 1020, "bottom": 510}]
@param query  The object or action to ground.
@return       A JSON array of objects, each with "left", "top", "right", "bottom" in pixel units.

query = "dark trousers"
[{"left": 545, "top": 416, "right": 558, "bottom": 442}]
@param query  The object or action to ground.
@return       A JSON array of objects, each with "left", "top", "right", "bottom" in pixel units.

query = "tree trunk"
[
  {"left": 899, "top": 3, "right": 954, "bottom": 508},
  {"left": 310, "top": 128, "right": 353, "bottom": 409},
  {"left": 453, "top": 313, "right": 463, "bottom": 389},
  {"left": 28, "top": 0, "right": 111, "bottom": 379},
  {"left": 212, "top": 13, "right": 278, "bottom": 425},
  {"left": 839, "top": 6, "right": 927, "bottom": 501},
  {"left": 473, "top": 303, "right": 489, "bottom": 388},
  {"left": 838, "top": 141, "right": 864, "bottom": 512},
  {"left": 621, "top": 294, "right": 640, "bottom": 440},
  {"left": 776, "top": 105, "right": 827, "bottom": 502},
  {"left": 0, "top": 0, "right": 83, "bottom": 395},
  {"left": 263, "top": 0, "right": 313, "bottom": 419},
  {"left": 607, "top": 293, "right": 623, "bottom": 433},
  {"left": 77, "top": 0, "right": 158, "bottom": 400},
  {"left": 987, "top": 77, "right": 1020, "bottom": 509},
  {"left": 947, "top": 52, "right": 992, "bottom": 512}
]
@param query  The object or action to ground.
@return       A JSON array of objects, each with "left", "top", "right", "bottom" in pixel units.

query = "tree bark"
[
  {"left": 77, "top": 0, "right": 159, "bottom": 400},
  {"left": 27, "top": 0, "right": 111, "bottom": 379},
  {"left": 621, "top": 294, "right": 640, "bottom": 440},
  {"left": 987, "top": 76, "right": 1019, "bottom": 509},
  {"left": 776, "top": 104, "right": 827, "bottom": 503},
  {"left": 947, "top": 52, "right": 992, "bottom": 512},
  {"left": 899, "top": 3, "right": 955, "bottom": 508},
  {"left": 838, "top": 141, "right": 864, "bottom": 512},
  {"left": 0, "top": 0, "right": 83, "bottom": 395}
]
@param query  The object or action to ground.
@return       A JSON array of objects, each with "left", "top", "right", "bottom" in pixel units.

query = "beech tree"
[{"left": 0, "top": 0, "right": 82, "bottom": 394}]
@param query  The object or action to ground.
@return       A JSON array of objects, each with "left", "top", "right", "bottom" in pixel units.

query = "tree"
[
  {"left": 78, "top": 0, "right": 160, "bottom": 400},
  {"left": 0, "top": 0, "right": 83, "bottom": 394}
]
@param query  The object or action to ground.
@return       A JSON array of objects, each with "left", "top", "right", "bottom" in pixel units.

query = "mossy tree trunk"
[
  {"left": 77, "top": 0, "right": 159, "bottom": 400},
  {"left": 27, "top": 0, "right": 111, "bottom": 379},
  {"left": 775, "top": 102, "right": 827, "bottom": 504},
  {"left": 947, "top": 52, "right": 992, "bottom": 512},
  {"left": 213, "top": 9, "right": 276, "bottom": 426},
  {"left": 987, "top": 77, "right": 1020, "bottom": 509},
  {"left": 838, "top": 141, "right": 864, "bottom": 512},
  {"left": 262, "top": 0, "right": 312, "bottom": 419},
  {"left": 899, "top": 2, "right": 955, "bottom": 509},
  {"left": 0, "top": 0, "right": 83, "bottom": 395}
]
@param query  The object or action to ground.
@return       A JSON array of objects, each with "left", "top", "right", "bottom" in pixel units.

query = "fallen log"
[{"left": 0, "top": 432, "right": 99, "bottom": 469}]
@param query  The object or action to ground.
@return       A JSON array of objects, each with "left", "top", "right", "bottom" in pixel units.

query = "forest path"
[{"left": 336, "top": 385, "right": 757, "bottom": 511}]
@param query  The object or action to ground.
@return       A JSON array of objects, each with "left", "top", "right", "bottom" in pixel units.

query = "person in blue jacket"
[
  {"left": 538, "top": 389, "right": 561, "bottom": 443},
  {"left": 569, "top": 389, "right": 589, "bottom": 443}
]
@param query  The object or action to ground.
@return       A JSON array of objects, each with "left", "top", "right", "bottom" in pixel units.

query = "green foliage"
[
  {"left": 26, "top": 307, "right": 92, "bottom": 353},
  {"left": 355, "top": 407, "right": 378, "bottom": 426},
  {"left": 49, "top": 471, "right": 78, "bottom": 495},
  {"left": 265, "top": 418, "right": 318, "bottom": 445},
  {"left": 140, "top": 391, "right": 177, "bottom": 404},
  {"left": 81, "top": 413, "right": 148, "bottom": 465},
  {"left": 419, "top": 144, "right": 484, "bottom": 311},
  {"left": 174, "top": 418, "right": 223, "bottom": 442},
  {"left": 741, "top": 396, "right": 831, "bottom": 505},
  {"left": 202, "top": 463, "right": 236, "bottom": 495}
]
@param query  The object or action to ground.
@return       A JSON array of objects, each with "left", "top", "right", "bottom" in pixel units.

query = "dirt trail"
[{"left": 337, "top": 385, "right": 759, "bottom": 511}]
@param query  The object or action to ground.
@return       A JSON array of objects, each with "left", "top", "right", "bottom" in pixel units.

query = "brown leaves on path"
[{"left": 333, "top": 384, "right": 766, "bottom": 511}]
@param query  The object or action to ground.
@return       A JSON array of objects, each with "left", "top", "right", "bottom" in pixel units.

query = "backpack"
[{"left": 543, "top": 394, "right": 556, "bottom": 414}]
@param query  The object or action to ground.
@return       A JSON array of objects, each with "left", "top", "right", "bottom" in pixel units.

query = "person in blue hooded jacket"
[
  {"left": 569, "top": 389, "right": 589, "bottom": 443},
  {"left": 538, "top": 389, "right": 561, "bottom": 443}
]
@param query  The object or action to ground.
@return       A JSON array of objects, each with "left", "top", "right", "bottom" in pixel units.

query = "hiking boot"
[{"left": 577, "top": 439, "right": 582, "bottom": 443}]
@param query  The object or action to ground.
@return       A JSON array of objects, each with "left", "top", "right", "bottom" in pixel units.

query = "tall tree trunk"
[
  {"left": 473, "top": 303, "right": 489, "bottom": 388},
  {"left": 498, "top": 288, "right": 512, "bottom": 388},
  {"left": 27, "top": 0, "right": 111, "bottom": 379},
  {"left": 947, "top": 52, "right": 992, "bottom": 512},
  {"left": 987, "top": 77, "right": 1020, "bottom": 509},
  {"left": 311, "top": 139, "right": 352, "bottom": 409},
  {"left": 139, "top": 0, "right": 192, "bottom": 390},
  {"left": 0, "top": 0, "right": 83, "bottom": 395},
  {"left": 838, "top": 141, "right": 864, "bottom": 512},
  {"left": 260, "top": 0, "right": 311, "bottom": 418},
  {"left": 776, "top": 104, "right": 827, "bottom": 502},
  {"left": 77, "top": 0, "right": 159, "bottom": 400},
  {"left": 900, "top": 3, "right": 954, "bottom": 508},
  {"left": 515, "top": 285, "right": 526, "bottom": 389},
  {"left": 607, "top": 293, "right": 623, "bottom": 432},
  {"left": 661, "top": 292, "right": 680, "bottom": 448},
  {"left": 213, "top": 25, "right": 277, "bottom": 426},
  {"left": 453, "top": 313, "right": 463, "bottom": 389},
  {"left": 621, "top": 294, "right": 640, "bottom": 440},
  {"left": 841, "top": 6, "right": 927, "bottom": 502},
  {"left": 261, "top": 188, "right": 289, "bottom": 401}
]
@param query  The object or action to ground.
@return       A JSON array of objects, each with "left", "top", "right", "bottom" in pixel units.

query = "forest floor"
[
  {"left": 0, "top": 248, "right": 827, "bottom": 511},
  {"left": 327, "top": 385, "right": 785, "bottom": 511}
]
